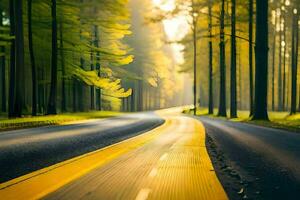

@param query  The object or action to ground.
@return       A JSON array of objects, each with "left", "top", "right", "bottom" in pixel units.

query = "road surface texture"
[
  {"left": 0, "top": 112, "right": 163, "bottom": 183},
  {"left": 0, "top": 110, "right": 228, "bottom": 200},
  {"left": 199, "top": 116, "right": 300, "bottom": 200}
]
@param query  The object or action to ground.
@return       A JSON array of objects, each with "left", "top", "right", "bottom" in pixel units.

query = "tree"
[
  {"left": 230, "top": 0, "right": 237, "bottom": 118},
  {"left": 0, "top": 7, "right": 6, "bottom": 112},
  {"left": 290, "top": 6, "right": 299, "bottom": 114},
  {"left": 14, "top": 0, "right": 25, "bottom": 117},
  {"left": 248, "top": 0, "right": 254, "bottom": 116},
  {"left": 47, "top": 0, "right": 58, "bottom": 115},
  {"left": 8, "top": 0, "right": 16, "bottom": 118},
  {"left": 252, "top": 0, "right": 269, "bottom": 120},
  {"left": 59, "top": 18, "right": 67, "bottom": 112},
  {"left": 28, "top": 0, "right": 37, "bottom": 116},
  {"left": 271, "top": 8, "right": 277, "bottom": 111},
  {"left": 192, "top": 1, "right": 199, "bottom": 115},
  {"left": 208, "top": 1, "right": 213, "bottom": 115},
  {"left": 218, "top": 0, "right": 227, "bottom": 117}
]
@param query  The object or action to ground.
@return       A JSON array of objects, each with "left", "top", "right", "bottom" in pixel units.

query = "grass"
[
  {"left": 184, "top": 107, "right": 300, "bottom": 132},
  {"left": 0, "top": 111, "right": 123, "bottom": 132}
]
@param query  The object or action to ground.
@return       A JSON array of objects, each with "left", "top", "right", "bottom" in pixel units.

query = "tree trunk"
[
  {"left": 252, "top": 0, "right": 269, "bottom": 120},
  {"left": 0, "top": 9, "right": 6, "bottom": 112},
  {"left": 72, "top": 79, "right": 77, "bottom": 112},
  {"left": 193, "top": 15, "right": 197, "bottom": 115},
  {"left": 28, "top": 0, "right": 37, "bottom": 116},
  {"left": 90, "top": 39, "right": 95, "bottom": 110},
  {"left": 218, "top": 0, "right": 227, "bottom": 117},
  {"left": 94, "top": 25, "right": 102, "bottom": 111},
  {"left": 271, "top": 12, "right": 277, "bottom": 111},
  {"left": 47, "top": 0, "right": 58, "bottom": 115},
  {"left": 14, "top": 0, "right": 25, "bottom": 117},
  {"left": 208, "top": 3, "right": 213, "bottom": 115},
  {"left": 282, "top": 15, "right": 287, "bottom": 110},
  {"left": 290, "top": 9, "right": 298, "bottom": 114},
  {"left": 249, "top": 0, "right": 254, "bottom": 116},
  {"left": 230, "top": 0, "right": 237, "bottom": 118},
  {"left": 8, "top": 0, "right": 16, "bottom": 118},
  {"left": 60, "top": 20, "right": 66, "bottom": 112},
  {"left": 278, "top": 13, "right": 283, "bottom": 111}
]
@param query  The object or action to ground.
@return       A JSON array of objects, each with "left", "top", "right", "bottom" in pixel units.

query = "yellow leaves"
[
  {"left": 148, "top": 77, "right": 158, "bottom": 87},
  {"left": 68, "top": 65, "right": 132, "bottom": 99}
]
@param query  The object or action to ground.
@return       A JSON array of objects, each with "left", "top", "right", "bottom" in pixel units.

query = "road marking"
[
  {"left": 148, "top": 168, "right": 158, "bottom": 178},
  {"left": 159, "top": 153, "right": 168, "bottom": 161},
  {"left": 0, "top": 119, "right": 171, "bottom": 200},
  {"left": 135, "top": 188, "right": 151, "bottom": 200}
]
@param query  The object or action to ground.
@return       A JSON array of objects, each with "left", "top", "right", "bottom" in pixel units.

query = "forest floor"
[
  {"left": 184, "top": 108, "right": 300, "bottom": 132},
  {"left": 0, "top": 111, "right": 123, "bottom": 132}
]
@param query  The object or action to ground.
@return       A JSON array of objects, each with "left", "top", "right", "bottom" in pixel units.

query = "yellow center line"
[
  {"left": 0, "top": 118, "right": 172, "bottom": 200},
  {"left": 0, "top": 111, "right": 229, "bottom": 200}
]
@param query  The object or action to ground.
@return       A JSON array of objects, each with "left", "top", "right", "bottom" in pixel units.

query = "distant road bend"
[{"left": 0, "top": 112, "right": 163, "bottom": 183}]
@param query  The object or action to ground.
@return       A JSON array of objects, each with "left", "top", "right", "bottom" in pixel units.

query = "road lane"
[
  {"left": 44, "top": 114, "right": 227, "bottom": 200},
  {"left": 0, "top": 112, "right": 163, "bottom": 183},
  {"left": 199, "top": 117, "right": 300, "bottom": 200}
]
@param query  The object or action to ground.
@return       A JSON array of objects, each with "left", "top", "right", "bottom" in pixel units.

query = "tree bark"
[
  {"left": 28, "top": 0, "right": 37, "bottom": 116},
  {"left": 252, "top": 0, "right": 269, "bottom": 120},
  {"left": 47, "top": 0, "right": 58, "bottom": 114},
  {"left": 218, "top": 0, "right": 227, "bottom": 117},
  {"left": 230, "top": 0, "right": 237, "bottom": 118},
  {"left": 249, "top": 0, "right": 254, "bottom": 116},
  {"left": 14, "top": 0, "right": 25, "bottom": 117}
]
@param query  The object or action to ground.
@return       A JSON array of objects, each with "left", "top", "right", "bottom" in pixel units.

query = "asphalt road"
[
  {"left": 199, "top": 117, "right": 300, "bottom": 200},
  {"left": 44, "top": 114, "right": 227, "bottom": 200},
  {"left": 0, "top": 112, "right": 164, "bottom": 183}
]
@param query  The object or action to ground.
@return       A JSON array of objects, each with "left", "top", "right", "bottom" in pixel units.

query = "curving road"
[
  {"left": 0, "top": 112, "right": 164, "bottom": 183},
  {"left": 199, "top": 116, "right": 300, "bottom": 200},
  {"left": 0, "top": 111, "right": 227, "bottom": 200}
]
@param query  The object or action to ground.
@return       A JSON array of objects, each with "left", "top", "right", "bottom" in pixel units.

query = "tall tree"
[
  {"left": 192, "top": 1, "right": 198, "bottom": 115},
  {"left": 14, "top": 0, "right": 25, "bottom": 117},
  {"left": 94, "top": 25, "right": 102, "bottom": 111},
  {"left": 290, "top": 7, "right": 299, "bottom": 114},
  {"left": 271, "top": 9, "right": 277, "bottom": 111},
  {"left": 0, "top": 8, "right": 6, "bottom": 112},
  {"left": 249, "top": 0, "right": 254, "bottom": 116},
  {"left": 60, "top": 19, "right": 66, "bottom": 112},
  {"left": 252, "top": 0, "right": 269, "bottom": 120},
  {"left": 278, "top": 9, "right": 283, "bottom": 111},
  {"left": 47, "top": 0, "right": 58, "bottom": 114},
  {"left": 208, "top": 1, "right": 213, "bottom": 115},
  {"left": 28, "top": 0, "right": 37, "bottom": 116},
  {"left": 8, "top": 0, "right": 16, "bottom": 118},
  {"left": 218, "top": 0, "right": 227, "bottom": 117},
  {"left": 230, "top": 0, "right": 237, "bottom": 118}
]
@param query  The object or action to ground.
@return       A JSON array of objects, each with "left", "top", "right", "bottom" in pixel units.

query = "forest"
[
  {"left": 0, "top": 0, "right": 299, "bottom": 121},
  {"left": 0, "top": 0, "right": 186, "bottom": 119}
]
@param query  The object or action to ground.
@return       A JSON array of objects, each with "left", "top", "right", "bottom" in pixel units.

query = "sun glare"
[{"left": 152, "top": 0, "right": 190, "bottom": 64}]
